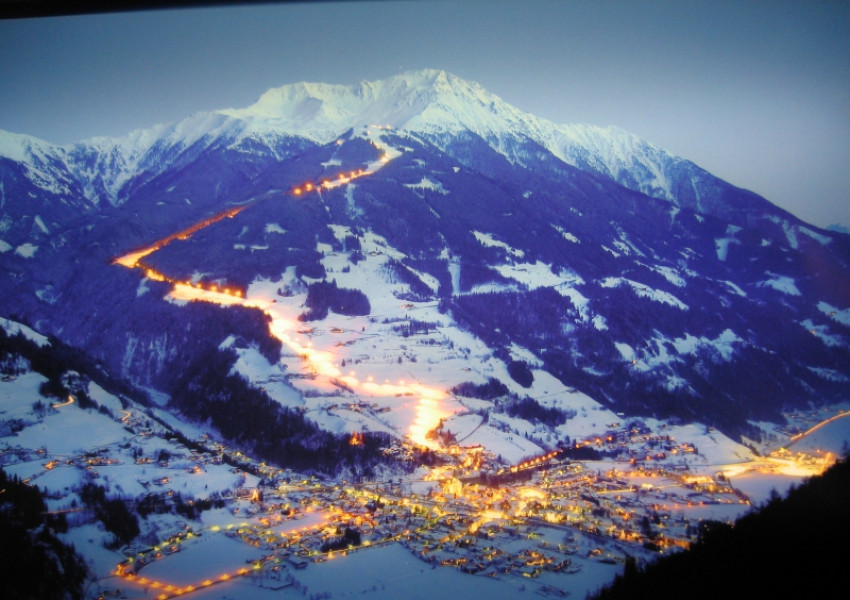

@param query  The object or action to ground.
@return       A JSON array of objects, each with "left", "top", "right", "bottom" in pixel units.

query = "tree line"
[
  {"left": 0, "top": 468, "right": 89, "bottom": 600},
  {"left": 170, "top": 347, "right": 410, "bottom": 477}
]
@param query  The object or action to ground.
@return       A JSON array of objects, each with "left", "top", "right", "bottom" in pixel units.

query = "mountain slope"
[
  {"left": 220, "top": 69, "right": 773, "bottom": 221},
  {"left": 1, "top": 69, "right": 848, "bottom": 448}
]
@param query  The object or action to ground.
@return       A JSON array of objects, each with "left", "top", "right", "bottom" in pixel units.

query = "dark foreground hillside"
[
  {"left": 0, "top": 469, "right": 89, "bottom": 600},
  {"left": 590, "top": 456, "right": 850, "bottom": 600}
]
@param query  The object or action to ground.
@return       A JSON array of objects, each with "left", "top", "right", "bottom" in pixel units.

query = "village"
[{"left": 104, "top": 417, "right": 762, "bottom": 599}]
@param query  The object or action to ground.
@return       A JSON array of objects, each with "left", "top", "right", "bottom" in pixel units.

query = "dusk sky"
[{"left": 1, "top": 0, "right": 848, "bottom": 228}]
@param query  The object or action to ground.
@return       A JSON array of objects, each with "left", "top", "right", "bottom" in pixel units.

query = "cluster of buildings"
[{"left": 131, "top": 447, "right": 747, "bottom": 588}]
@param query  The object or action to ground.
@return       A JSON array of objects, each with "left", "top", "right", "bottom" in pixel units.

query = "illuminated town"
[{"left": 10, "top": 383, "right": 838, "bottom": 600}]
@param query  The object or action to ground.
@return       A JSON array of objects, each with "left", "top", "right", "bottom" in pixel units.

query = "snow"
[
  {"left": 552, "top": 224, "right": 579, "bottom": 243},
  {"left": 599, "top": 277, "right": 688, "bottom": 310},
  {"left": 404, "top": 175, "right": 447, "bottom": 194},
  {"left": 0, "top": 368, "right": 254, "bottom": 501},
  {"left": 327, "top": 223, "right": 353, "bottom": 242},
  {"left": 34, "top": 214, "right": 49, "bottom": 234},
  {"left": 615, "top": 342, "right": 635, "bottom": 362},
  {"left": 505, "top": 369, "right": 619, "bottom": 441},
  {"left": 767, "top": 215, "right": 800, "bottom": 249},
  {"left": 0, "top": 238, "right": 11, "bottom": 253},
  {"left": 12, "top": 403, "right": 127, "bottom": 456},
  {"left": 0, "top": 70, "right": 697, "bottom": 213},
  {"left": 612, "top": 229, "right": 645, "bottom": 257},
  {"left": 0, "top": 68, "right": 740, "bottom": 237},
  {"left": 0, "top": 370, "right": 247, "bottom": 507},
  {"left": 508, "top": 343, "right": 541, "bottom": 367},
  {"left": 36, "top": 465, "right": 86, "bottom": 493},
  {"left": 0, "top": 129, "right": 37, "bottom": 161},
  {"left": 7, "top": 67, "right": 844, "bottom": 587},
  {"left": 798, "top": 225, "right": 831, "bottom": 245},
  {"left": 807, "top": 366, "right": 849, "bottom": 383},
  {"left": 136, "top": 278, "right": 150, "bottom": 297},
  {"left": 790, "top": 413, "right": 850, "bottom": 454},
  {"left": 723, "top": 280, "right": 747, "bottom": 297},
  {"left": 464, "top": 424, "right": 542, "bottom": 463},
  {"left": 715, "top": 225, "right": 743, "bottom": 261},
  {"left": 636, "top": 261, "right": 686, "bottom": 287},
  {"left": 343, "top": 181, "right": 363, "bottom": 218},
  {"left": 491, "top": 261, "right": 561, "bottom": 288},
  {"left": 619, "top": 329, "right": 742, "bottom": 374},
  {"left": 493, "top": 261, "right": 560, "bottom": 287},
  {"left": 801, "top": 319, "right": 845, "bottom": 348},
  {"left": 62, "top": 523, "right": 126, "bottom": 580},
  {"left": 15, "top": 242, "right": 38, "bottom": 257},
  {"left": 660, "top": 422, "right": 755, "bottom": 466},
  {"left": 759, "top": 272, "right": 800, "bottom": 296},
  {"left": 229, "top": 345, "right": 304, "bottom": 410},
  {"left": 611, "top": 241, "right": 630, "bottom": 256},
  {"left": 448, "top": 259, "right": 461, "bottom": 294},
  {"left": 473, "top": 230, "right": 525, "bottom": 258},
  {"left": 728, "top": 472, "right": 804, "bottom": 506},
  {"left": 0, "top": 371, "right": 49, "bottom": 420},
  {"left": 292, "top": 543, "right": 526, "bottom": 600},
  {"left": 138, "top": 533, "right": 266, "bottom": 587},
  {"left": 486, "top": 261, "right": 590, "bottom": 319},
  {"left": 264, "top": 223, "right": 286, "bottom": 235},
  {"left": 818, "top": 301, "right": 850, "bottom": 327},
  {"left": 662, "top": 374, "right": 694, "bottom": 393},
  {"left": 224, "top": 238, "right": 615, "bottom": 457},
  {"left": 87, "top": 382, "right": 126, "bottom": 414},
  {"left": 671, "top": 329, "right": 742, "bottom": 361},
  {"left": 4, "top": 277, "right": 847, "bottom": 600},
  {"left": 762, "top": 219, "right": 832, "bottom": 250},
  {"left": 715, "top": 237, "right": 740, "bottom": 261},
  {"left": 1, "top": 316, "right": 50, "bottom": 346}
]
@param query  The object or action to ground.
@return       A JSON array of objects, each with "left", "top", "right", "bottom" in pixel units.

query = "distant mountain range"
[{"left": 2, "top": 68, "right": 848, "bottom": 446}]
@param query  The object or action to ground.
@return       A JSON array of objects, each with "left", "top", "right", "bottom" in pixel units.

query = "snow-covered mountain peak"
[
  {"left": 215, "top": 70, "right": 706, "bottom": 206},
  {"left": 1, "top": 69, "right": 763, "bottom": 216},
  {"left": 0, "top": 70, "right": 666, "bottom": 172},
  {"left": 0, "top": 129, "right": 63, "bottom": 162},
  {"left": 217, "top": 69, "right": 495, "bottom": 139}
]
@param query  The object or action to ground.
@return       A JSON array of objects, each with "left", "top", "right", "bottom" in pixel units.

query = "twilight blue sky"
[{"left": 1, "top": 0, "right": 848, "bottom": 228}]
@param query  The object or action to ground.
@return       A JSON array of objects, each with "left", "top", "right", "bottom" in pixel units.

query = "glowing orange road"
[
  {"left": 787, "top": 410, "right": 850, "bottom": 447},
  {"left": 168, "top": 284, "right": 452, "bottom": 446},
  {"left": 51, "top": 395, "right": 75, "bottom": 409},
  {"left": 112, "top": 206, "right": 248, "bottom": 269},
  {"left": 112, "top": 130, "right": 450, "bottom": 447},
  {"left": 112, "top": 511, "right": 364, "bottom": 600},
  {"left": 115, "top": 556, "right": 261, "bottom": 600},
  {"left": 114, "top": 127, "right": 395, "bottom": 275}
]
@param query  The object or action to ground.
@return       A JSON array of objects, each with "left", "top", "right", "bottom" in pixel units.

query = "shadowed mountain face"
[{"left": 1, "top": 70, "right": 849, "bottom": 441}]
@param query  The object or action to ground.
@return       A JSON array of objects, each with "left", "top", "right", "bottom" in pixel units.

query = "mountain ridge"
[{"left": 1, "top": 69, "right": 782, "bottom": 223}]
